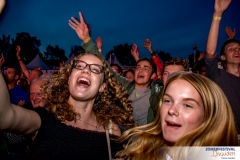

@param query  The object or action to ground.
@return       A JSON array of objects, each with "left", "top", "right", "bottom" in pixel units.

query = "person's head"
[
  {"left": 17, "top": 78, "right": 30, "bottom": 92},
  {"left": 160, "top": 72, "right": 237, "bottom": 146},
  {"left": 117, "top": 72, "right": 237, "bottom": 159},
  {"left": 42, "top": 53, "right": 135, "bottom": 128},
  {"left": 110, "top": 63, "right": 123, "bottom": 75},
  {"left": 134, "top": 58, "right": 156, "bottom": 88},
  {"left": 5, "top": 67, "right": 20, "bottom": 85},
  {"left": 162, "top": 58, "right": 188, "bottom": 86},
  {"left": 123, "top": 68, "right": 135, "bottom": 83},
  {"left": 29, "top": 69, "right": 43, "bottom": 82},
  {"left": 220, "top": 39, "right": 240, "bottom": 66},
  {"left": 30, "top": 75, "right": 50, "bottom": 108}
]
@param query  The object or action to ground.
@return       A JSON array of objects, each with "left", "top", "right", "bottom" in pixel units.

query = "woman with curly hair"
[
  {"left": 116, "top": 72, "right": 238, "bottom": 160},
  {"left": 0, "top": 52, "right": 135, "bottom": 159}
]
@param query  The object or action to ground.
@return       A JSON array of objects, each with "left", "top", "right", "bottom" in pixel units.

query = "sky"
[{"left": 0, "top": 0, "right": 239, "bottom": 59}]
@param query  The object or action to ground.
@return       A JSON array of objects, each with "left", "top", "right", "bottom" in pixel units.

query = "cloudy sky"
[{"left": 0, "top": 0, "right": 239, "bottom": 59}]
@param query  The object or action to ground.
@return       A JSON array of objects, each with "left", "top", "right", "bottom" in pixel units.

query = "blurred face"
[
  {"left": 68, "top": 54, "right": 106, "bottom": 101},
  {"left": 134, "top": 60, "right": 155, "bottom": 88},
  {"left": 30, "top": 79, "right": 48, "bottom": 108},
  {"left": 126, "top": 71, "right": 134, "bottom": 82},
  {"left": 111, "top": 65, "right": 120, "bottom": 74},
  {"left": 161, "top": 79, "right": 204, "bottom": 145},
  {"left": 162, "top": 65, "right": 185, "bottom": 86},
  {"left": 222, "top": 42, "right": 240, "bottom": 64},
  {"left": 5, "top": 68, "right": 17, "bottom": 83}
]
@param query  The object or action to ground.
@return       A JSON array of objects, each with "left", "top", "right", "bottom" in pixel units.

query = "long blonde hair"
[{"left": 117, "top": 72, "right": 238, "bottom": 160}]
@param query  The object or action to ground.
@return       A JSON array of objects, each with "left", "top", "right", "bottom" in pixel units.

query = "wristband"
[
  {"left": 213, "top": 16, "right": 221, "bottom": 21},
  {"left": 18, "top": 59, "right": 22, "bottom": 61},
  {"left": 151, "top": 52, "right": 156, "bottom": 56},
  {"left": 83, "top": 37, "right": 91, "bottom": 43}
]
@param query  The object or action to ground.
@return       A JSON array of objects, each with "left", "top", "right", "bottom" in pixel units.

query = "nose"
[
  {"left": 168, "top": 105, "right": 179, "bottom": 116},
  {"left": 235, "top": 48, "right": 240, "bottom": 52},
  {"left": 81, "top": 64, "right": 91, "bottom": 74}
]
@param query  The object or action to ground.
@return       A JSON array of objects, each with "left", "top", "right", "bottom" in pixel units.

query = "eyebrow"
[
  {"left": 136, "top": 65, "right": 151, "bottom": 68},
  {"left": 164, "top": 93, "right": 200, "bottom": 105}
]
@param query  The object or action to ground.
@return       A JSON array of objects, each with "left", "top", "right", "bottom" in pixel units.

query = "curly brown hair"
[{"left": 42, "top": 53, "right": 135, "bottom": 129}]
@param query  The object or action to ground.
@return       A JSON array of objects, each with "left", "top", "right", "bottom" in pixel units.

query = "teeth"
[{"left": 77, "top": 78, "right": 90, "bottom": 85}]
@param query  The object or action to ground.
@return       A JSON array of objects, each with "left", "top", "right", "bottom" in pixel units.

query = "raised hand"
[
  {"left": 214, "top": 0, "right": 231, "bottom": 15},
  {"left": 0, "top": 54, "right": 5, "bottom": 69},
  {"left": 59, "top": 60, "right": 64, "bottom": 68},
  {"left": 131, "top": 44, "right": 140, "bottom": 62},
  {"left": 18, "top": 100, "right": 25, "bottom": 107},
  {"left": 144, "top": 38, "right": 153, "bottom": 53},
  {"left": 16, "top": 45, "right": 21, "bottom": 58},
  {"left": 225, "top": 26, "right": 236, "bottom": 39},
  {"left": 68, "top": 12, "right": 90, "bottom": 41},
  {"left": 96, "top": 37, "right": 102, "bottom": 54},
  {"left": 198, "top": 52, "right": 205, "bottom": 60}
]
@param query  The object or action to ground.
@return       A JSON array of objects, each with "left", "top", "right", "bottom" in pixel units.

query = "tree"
[
  {"left": 105, "top": 43, "right": 136, "bottom": 66},
  {"left": 69, "top": 45, "right": 85, "bottom": 58},
  {"left": 0, "top": 32, "right": 41, "bottom": 66},
  {"left": 156, "top": 51, "right": 173, "bottom": 62},
  {"left": 43, "top": 45, "right": 67, "bottom": 66}
]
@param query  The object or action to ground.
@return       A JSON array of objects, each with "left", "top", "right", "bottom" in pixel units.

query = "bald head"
[
  {"left": 29, "top": 69, "right": 43, "bottom": 82},
  {"left": 30, "top": 76, "right": 49, "bottom": 108}
]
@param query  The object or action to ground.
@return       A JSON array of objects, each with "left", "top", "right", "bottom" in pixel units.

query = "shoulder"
[
  {"left": 109, "top": 122, "right": 121, "bottom": 137},
  {"left": 151, "top": 80, "right": 163, "bottom": 94}
]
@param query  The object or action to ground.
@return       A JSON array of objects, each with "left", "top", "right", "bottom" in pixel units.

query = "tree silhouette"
[
  {"left": 105, "top": 43, "right": 136, "bottom": 66},
  {"left": 43, "top": 45, "right": 67, "bottom": 66},
  {"left": 69, "top": 45, "right": 85, "bottom": 58}
]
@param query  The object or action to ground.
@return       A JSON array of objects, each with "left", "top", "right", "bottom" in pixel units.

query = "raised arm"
[
  {"left": 16, "top": 45, "right": 30, "bottom": 80},
  {"left": 0, "top": 54, "right": 41, "bottom": 134},
  {"left": 131, "top": 44, "right": 140, "bottom": 62},
  {"left": 144, "top": 38, "right": 163, "bottom": 73},
  {"left": 225, "top": 26, "right": 236, "bottom": 39},
  {"left": 96, "top": 36, "right": 103, "bottom": 54},
  {"left": 69, "top": 12, "right": 130, "bottom": 88},
  {"left": 206, "top": 0, "right": 231, "bottom": 58}
]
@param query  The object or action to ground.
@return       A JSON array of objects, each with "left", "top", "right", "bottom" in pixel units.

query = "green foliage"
[
  {"left": 105, "top": 43, "right": 136, "bottom": 66},
  {"left": 69, "top": 45, "right": 85, "bottom": 58},
  {"left": 0, "top": 32, "right": 68, "bottom": 68},
  {"left": 156, "top": 51, "right": 172, "bottom": 62},
  {"left": 43, "top": 45, "right": 67, "bottom": 66}
]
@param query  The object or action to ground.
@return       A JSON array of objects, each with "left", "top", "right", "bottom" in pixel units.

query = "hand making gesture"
[
  {"left": 0, "top": 54, "right": 5, "bottom": 71},
  {"left": 131, "top": 44, "right": 140, "bottom": 62},
  {"left": 214, "top": 0, "right": 231, "bottom": 16},
  {"left": 225, "top": 26, "right": 236, "bottom": 39},
  {"left": 96, "top": 36, "right": 102, "bottom": 54},
  {"left": 144, "top": 38, "right": 154, "bottom": 54},
  {"left": 68, "top": 12, "right": 90, "bottom": 41}
]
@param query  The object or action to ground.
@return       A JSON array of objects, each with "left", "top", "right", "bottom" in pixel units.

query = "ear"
[
  {"left": 151, "top": 72, "right": 156, "bottom": 80},
  {"left": 220, "top": 55, "right": 226, "bottom": 61},
  {"left": 15, "top": 75, "right": 19, "bottom": 80},
  {"left": 99, "top": 83, "right": 106, "bottom": 92}
]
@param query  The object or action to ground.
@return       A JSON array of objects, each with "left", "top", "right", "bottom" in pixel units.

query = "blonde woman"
[{"left": 117, "top": 72, "right": 238, "bottom": 160}]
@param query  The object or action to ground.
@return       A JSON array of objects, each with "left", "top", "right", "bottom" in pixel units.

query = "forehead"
[
  {"left": 225, "top": 42, "right": 240, "bottom": 49},
  {"left": 6, "top": 68, "right": 15, "bottom": 72},
  {"left": 136, "top": 60, "right": 151, "bottom": 68},
  {"left": 166, "top": 79, "right": 200, "bottom": 97},
  {"left": 77, "top": 54, "right": 103, "bottom": 65}
]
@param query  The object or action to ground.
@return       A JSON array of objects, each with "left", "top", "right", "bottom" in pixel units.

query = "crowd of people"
[{"left": 0, "top": 0, "right": 239, "bottom": 159}]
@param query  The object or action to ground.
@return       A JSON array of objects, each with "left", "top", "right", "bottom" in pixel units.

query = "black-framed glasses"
[{"left": 73, "top": 60, "right": 104, "bottom": 74}]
